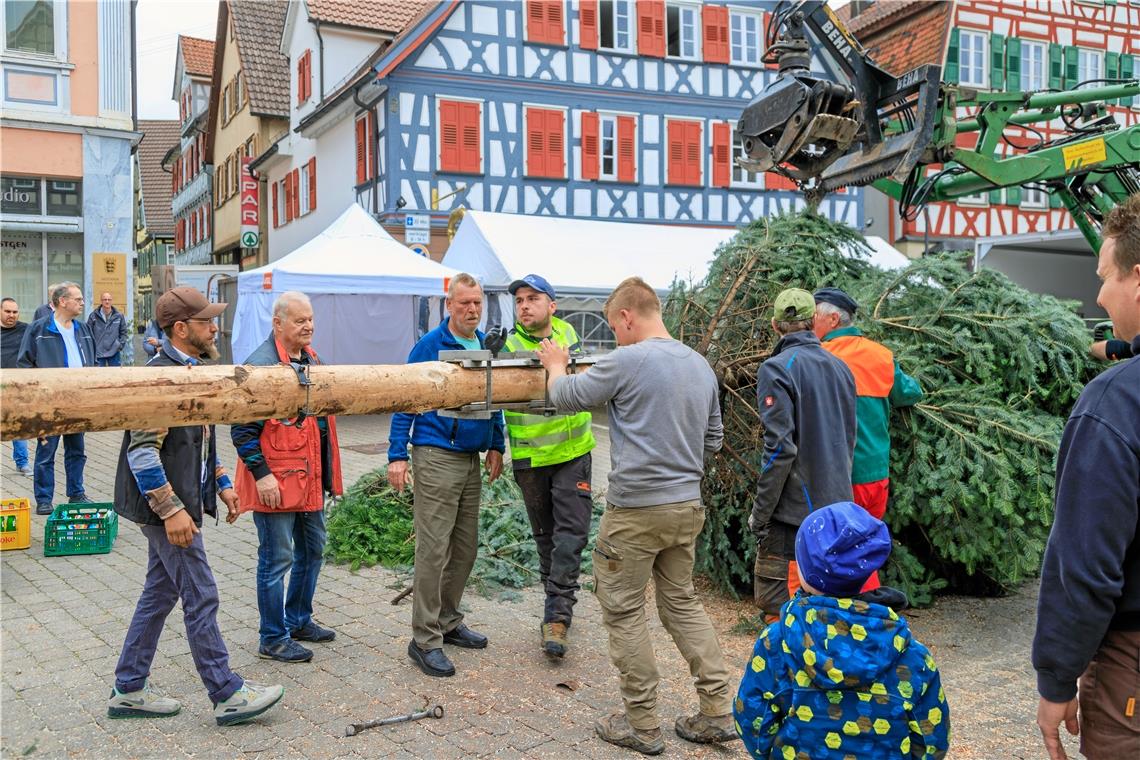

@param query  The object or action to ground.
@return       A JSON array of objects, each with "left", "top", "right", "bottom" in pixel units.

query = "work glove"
[{"left": 484, "top": 325, "right": 507, "bottom": 357}]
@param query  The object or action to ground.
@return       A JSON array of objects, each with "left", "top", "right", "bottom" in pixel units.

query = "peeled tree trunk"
[{"left": 0, "top": 362, "right": 547, "bottom": 440}]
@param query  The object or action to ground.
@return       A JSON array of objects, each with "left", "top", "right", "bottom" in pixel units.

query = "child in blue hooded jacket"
[{"left": 734, "top": 502, "right": 950, "bottom": 759}]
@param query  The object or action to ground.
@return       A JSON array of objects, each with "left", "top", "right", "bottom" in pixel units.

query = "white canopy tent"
[{"left": 232, "top": 204, "right": 462, "bottom": 365}]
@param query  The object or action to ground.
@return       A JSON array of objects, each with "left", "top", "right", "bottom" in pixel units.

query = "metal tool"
[{"left": 346, "top": 703, "right": 444, "bottom": 737}]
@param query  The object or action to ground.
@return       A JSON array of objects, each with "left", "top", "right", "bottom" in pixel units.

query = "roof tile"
[
  {"left": 847, "top": 0, "right": 952, "bottom": 76},
  {"left": 230, "top": 0, "right": 290, "bottom": 117},
  {"left": 305, "top": 0, "right": 435, "bottom": 33},
  {"left": 179, "top": 35, "right": 215, "bottom": 78},
  {"left": 136, "top": 120, "right": 180, "bottom": 237}
]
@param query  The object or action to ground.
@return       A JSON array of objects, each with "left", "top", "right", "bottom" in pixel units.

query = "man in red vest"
[{"left": 231, "top": 291, "right": 343, "bottom": 664}]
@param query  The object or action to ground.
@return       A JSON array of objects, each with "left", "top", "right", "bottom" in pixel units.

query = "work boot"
[
  {"left": 595, "top": 711, "right": 665, "bottom": 755},
  {"left": 213, "top": 681, "right": 285, "bottom": 726},
  {"left": 541, "top": 622, "right": 569, "bottom": 658},
  {"left": 107, "top": 681, "right": 181, "bottom": 719},
  {"left": 674, "top": 712, "right": 739, "bottom": 744}
]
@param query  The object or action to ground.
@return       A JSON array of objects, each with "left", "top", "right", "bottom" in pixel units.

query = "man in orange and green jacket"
[{"left": 813, "top": 288, "right": 923, "bottom": 590}]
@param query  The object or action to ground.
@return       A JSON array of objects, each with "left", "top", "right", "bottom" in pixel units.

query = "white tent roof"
[
  {"left": 238, "top": 204, "right": 460, "bottom": 295},
  {"left": 443, "top": 210, "right": 737, "bottom": 295}
]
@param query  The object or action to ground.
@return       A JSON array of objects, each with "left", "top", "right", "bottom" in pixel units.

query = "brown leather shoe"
[
  {"left": 595, "top": 711, "right": 664, "bottom": 755},
  {"left": 674, "top": 712, "right": 738, "bottom": 744},
  {"left": 541, "top": 622, "right": 568, "bottom": 658}
]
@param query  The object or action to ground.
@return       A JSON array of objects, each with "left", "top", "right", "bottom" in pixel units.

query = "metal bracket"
[
  {"left": 437, "top": 350, "right": 597, "bottom": 419},
  {"left": 286, "top": 361, "right": 313, "bottom": 425}
]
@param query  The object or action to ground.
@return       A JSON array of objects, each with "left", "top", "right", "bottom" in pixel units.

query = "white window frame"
[
  {"left": 276, "top": 178, "right": 288, "bottom": 223},
  {"left": 435, "top": 95, "right": 485, "bottom": 175},
  {"left": 1, "top": 0, "right": 68, "bottom": 61},
  {"left": 1020, "top": 40, "right": 1046, "bottom": 92},
  {"left": 959, "top": 29, "right": 988, "bottom": 88},
  {"left": 665, "top": 1, "right": 701, "bottom": 61},
  {"left": 597, "top": 0, "right": 635, "bottom": 54},
  {"left": 1077, "top": 48, "right": 1102, "bottom": 90},
  {"left": 728, "top": 6, "right": 763, "bottom": 67},
  {"left": 730, "top": 126, "right": 763, "bottom": 189},
  {"left": 299, "top": 162, "right": 311, "bottom": 216},
  {"left": 1021, "top": 187, "right": 1048, "bottom": 209},
  {"left": 958, "top": 192, "right": 989, "bottom": 206}
]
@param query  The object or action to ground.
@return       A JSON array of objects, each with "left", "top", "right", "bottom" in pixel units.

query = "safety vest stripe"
[{"left": 510, "top": 419, "right": 592, "bottom": 449}]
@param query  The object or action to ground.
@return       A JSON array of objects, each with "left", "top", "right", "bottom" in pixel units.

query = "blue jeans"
[
  {"left": 115, "top": 524, "right": 243, "bottom": 704},
  {"left": 97, "top": 354, "right": 121, "bottom": 367},
  {"left": 33, "top": 434, "right": 86, "bottom": 506},
  {"left": 12, "top": 439, "right": 29, "bottom": 469},
  {"left": 252, "top": 509, "right": 327, "bottom": 647}
]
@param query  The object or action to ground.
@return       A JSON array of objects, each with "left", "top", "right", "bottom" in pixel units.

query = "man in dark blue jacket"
[
  {"left": 388, "top": 273, "right": 506, "bottom": 678},
  {"left": 17, "top": 282, "right": 97, "bottom": 514},
  {"left": 1034, "top": 195, "right": 1140, "bottom": 760},
  {"left": 749, "top": 288, "right": 857, "bottom": 623}
]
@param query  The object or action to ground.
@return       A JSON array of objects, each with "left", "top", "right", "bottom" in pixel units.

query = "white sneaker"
[
  {"left": 213, "top": 681, "right": 284, "bottom": 726},
  {"left": 107, "top": 681, "right": 181, "bottom": 718}
]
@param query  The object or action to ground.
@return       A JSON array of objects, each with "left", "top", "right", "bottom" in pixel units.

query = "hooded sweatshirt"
[{"left": 735, "top": 591, "right": 950, "bottom": 759}]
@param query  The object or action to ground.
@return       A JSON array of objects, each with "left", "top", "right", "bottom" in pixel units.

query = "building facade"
[
  {"left": 134, "top": 119, "right": 179, "bottom": 324},
  {"left": 170, "top": 35, "right": 214, "bottom": 265},
  {"left": 1, "top": 0, "right": 137, "bottom": 320}
]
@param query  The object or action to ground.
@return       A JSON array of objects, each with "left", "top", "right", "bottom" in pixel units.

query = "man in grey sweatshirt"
[{"left": 537, "top": 276, "right": 736, "bottom": 756}]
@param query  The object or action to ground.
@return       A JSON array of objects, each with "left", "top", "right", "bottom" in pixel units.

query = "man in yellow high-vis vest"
[{"left": 504, "top": 274, "right": 595, "bottom": 659}]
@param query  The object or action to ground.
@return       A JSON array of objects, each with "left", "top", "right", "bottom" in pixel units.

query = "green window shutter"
[
  {"left": 1064, "top": 46, "right": 1079, "bottom": 88},
  {"left": 990, "top": 33, "right": 1005, "bottom": 90},
  {"left": 945, "top": 28, "right": 960, "bottom": 84},
  {"left": 1006, "top": 186, "right": 1022, "bottom": 206},
  {"left": 1050, "top": 190, "right": 1064, "bottom": 208},
  {"left": 1121, "top": 55, "right": 1136, "bottom": 106},
  {"left": 989, "top": 189, "right": 1003, "bottom": 204},
  {"left": 1006, "top": 37, "right": 1021, "bottom": 90},
  {"left": 1049, "top": 43, "right": 1063, "bottom": 89},
  {"left": 1107, "top": 51, "right": 1120, "bottom": 103}
]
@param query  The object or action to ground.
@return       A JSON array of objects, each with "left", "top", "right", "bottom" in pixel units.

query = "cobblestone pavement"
[{"left": 1, "top": 415, "right": 1072, "bottom": 758}]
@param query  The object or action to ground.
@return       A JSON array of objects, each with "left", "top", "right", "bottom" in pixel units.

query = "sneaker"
[
  {"left": 35, "top": 503, "right": 53, "bottom": 516},
  {"left": 541, "top": 622, "right": 569, "bottom": 658},
  {"left": 107, "top": 681, "right": 181, "bottom": 719},
  {"left": 68, "top": 494, "right": 94, "bottom": 504},
  {"left": 213, "top": 681, "right": 285, "bottom": 726},
  {"left": 257, "top": 639, "right": 313, "bottom": 663},
  {"left": 595, "top": 711, "right": 665, "bottom": 755},
  {"left": 290, "top": 621, "right": 336, "bottom": 643},
  {"left": 674, "top": 712, "right": 738, "bottom": 744},
  {"left": 17, "top": 465, "right": 32, "bottom": 476}
]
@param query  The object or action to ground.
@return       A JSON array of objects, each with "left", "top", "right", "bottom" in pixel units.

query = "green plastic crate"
[{"left": 44, "top": 503, "right": 119, "bottom": 557}]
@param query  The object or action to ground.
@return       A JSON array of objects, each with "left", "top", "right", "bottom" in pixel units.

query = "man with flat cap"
[
  {"left": 750, "top": 288, "right": 856, "bottom": 623},
  {"left": 503, "top": 274, "right": 595, "bottom": 659},
  {"left": 813, "top": 287, "right": 922, "bottom": 591}
]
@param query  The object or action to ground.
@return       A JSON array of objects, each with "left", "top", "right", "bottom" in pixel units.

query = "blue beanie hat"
[{"left": 795, "top": 502, "right": 892, "bottom": 597}]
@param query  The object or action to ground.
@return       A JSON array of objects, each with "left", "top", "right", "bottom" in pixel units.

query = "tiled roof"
[
  {"left": 305, "top": 0, "right": 436, "bottom": 33},
  {"left": 230, "top": 0, "right": 290, "bottom": 117},
  {"left": 179, "top": 35, "right": 215, "bottom": 78},
  {"left": 136, "top": 120, "right": 180, "bottom": 238},
  {"left": 845, "top": 0, "right": 952, "bottom": 77}
]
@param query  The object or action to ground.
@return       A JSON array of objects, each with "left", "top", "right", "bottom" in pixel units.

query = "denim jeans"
[
  {"left": 33, "top": 433, "right": 86, "bottom": 506},
  {"left": 252, "top": 509, "right": 327, "bottom": 647},
  {"left": 97, "top": 354, "right": 122, "bottom": 367},
  {"left": 115, "top": 524, "right": 243, "bottom": 705},
  {"left": 11, "top": 439, "right": 28, "bottom": 469}
]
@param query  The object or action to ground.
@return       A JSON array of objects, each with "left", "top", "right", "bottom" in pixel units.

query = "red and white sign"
[{"left": 240, "top": 156, "right": 260, "bottom": 248}]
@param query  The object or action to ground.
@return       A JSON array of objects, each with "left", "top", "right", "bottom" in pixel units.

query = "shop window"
[
  {"left": 45, "top": 179, "right": 80, "bottom": 216},
  {"left": 1, "top": 176, "right": 41, "bottom": 214}
]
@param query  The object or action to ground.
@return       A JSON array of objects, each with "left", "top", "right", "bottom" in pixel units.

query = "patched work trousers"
[{"left": 592, "top": 500, "right": 732, "bottom": 730}]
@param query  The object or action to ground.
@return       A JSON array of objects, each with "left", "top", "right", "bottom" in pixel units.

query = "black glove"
[{"left": 484, "top": 326, "right": 507, "bottom": 357}]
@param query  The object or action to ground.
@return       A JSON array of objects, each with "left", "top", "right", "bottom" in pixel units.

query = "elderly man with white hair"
[{"left": 230, "top": 291, "right": 344, "bottom": 664}]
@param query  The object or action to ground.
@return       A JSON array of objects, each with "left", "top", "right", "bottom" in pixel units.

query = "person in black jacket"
[
  {"left": 109, "top": 286, "right": 284, "bottom": 727},
  {"left": 17, "top": 282, "right": 97, "bottom": 514},
  {"left": 749, "top": 288, "right": 857, "bottom": 623},
  {"left": 1, "top": 297, "right": 31, "bottom": 475},
  {"left": 1033, "top": 195, "right": 1140, "bottom": 759}
]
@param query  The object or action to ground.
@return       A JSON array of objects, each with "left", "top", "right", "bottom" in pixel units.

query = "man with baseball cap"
[
  {"left": 749, "top": 288, "right": 856, "bottom": 623},
  {"left": 503, "top": 274, "right": 595, "bottom": 658},
  {"left": 813, "top": 286, "right": 922, "bottom": 591},
  {"left": 110, "top": 287, "right": 285, "bottom": 726}
]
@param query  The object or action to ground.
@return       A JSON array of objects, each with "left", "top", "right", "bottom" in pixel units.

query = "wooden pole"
[{"left": 0, "top": 363, "right": 547, "bottom": 440}]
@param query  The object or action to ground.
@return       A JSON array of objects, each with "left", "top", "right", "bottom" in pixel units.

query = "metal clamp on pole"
[
  {"left": 285, "top": 361, "right": 313, "bottom": 425},
  {"left": 437, "top": 350, "right": 598, "bottom": 419}
]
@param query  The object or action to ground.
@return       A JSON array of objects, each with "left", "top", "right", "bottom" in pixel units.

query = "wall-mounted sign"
[
  {"left": 408, "top": 243, "right": 429, "bottom": 257},
  {"left": 240, "top": 156, "right": 259, "bottom": 246},
  {"left": 406, "top": 229, "right": 430, "bottom": 244},
  {"left": 405, "top": 214, "right": 430, "bottom": 229},
  {"left": 92, "top": 253, "right": 128, "bottom": 309}
]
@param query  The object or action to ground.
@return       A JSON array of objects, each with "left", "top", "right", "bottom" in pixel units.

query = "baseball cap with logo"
[
  {"left": 772, "top": 288, "right": 816, "bottom": 321},
  {"left": 508, "top": 274, "right": 557, "bottom": 301},
  {"left": 155, "top": 286, "right": 227, "bottom": 331}
]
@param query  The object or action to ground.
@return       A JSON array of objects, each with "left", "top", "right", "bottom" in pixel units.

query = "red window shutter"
[
  {"left": 291, "top": 169, "right": 300, "bottom": 217},
  {"left": 355, "top": 117, "right": 367, "bottom": 185},
  {"left": 284, "top": 175, "right": 293, "bottom": 222},
  {"left": 297, "top": 56, "right": 304, "bottom": 103},
  {"left": 667, "top": 121, "right": 682, "bottom": 184},
  {"left": 548, "top": 109, "right": 565, "bottom": 178},
  {"left": 439, "top": 100, "right": 460, "bottom": 172},
  {"left": 767, "top": 171, "right": 797, "bottom": 191},
  {"left": 272, "top": 182, "right": 279, "bottom": 227},
  {"left": 581, "top": 111, "right": 599, "bottom": 180},
  {"left": 546, "top": 1, "right": 564, "bottom": 45},
  {"left": 459, "top": 101, "right": 481, "bottom": 174},
  {"left": 687, "top": 122, "right": 702, "bottom": 185},
  {"left": 703, "top": 5, "right": 729, "bottom": 64},
  {"left": 712, "top": 121, "right": 731, "bottom": 188},
  {"left": 580, "top": 0, "right": 598, "bottom": 50},
  {"left": 526, "top": 108, "right": 545, "bottom": 177},
  {"left": 526, "top": 0, "right": 545, "bottom": 43},
  {"left": 307, "top": 157, "right": 317, "bottom": 211},
  {"left": 617, "top": 115, "right": 636, "bottom": 183},
  {"left": 763, "top": 12, "right": 777, "bottom": 70},
  {"left": 637, "top": 0, "right": 665, "bottom": 58},
  {"left": 366, "top": 111, "right": 376, "bottom": 179},
  {"left": 526, "top": 0, "right": 563, "bottom": 45}
]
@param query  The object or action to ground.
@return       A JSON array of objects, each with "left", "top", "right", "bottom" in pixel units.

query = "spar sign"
[{"left": 240, "top": 156, "right": 260, "bottom": 249}]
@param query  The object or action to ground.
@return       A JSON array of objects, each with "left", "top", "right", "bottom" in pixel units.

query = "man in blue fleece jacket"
[
  {"left": 387, "top": 273, "right": 505, "bottom": 678},
  {"left": 1033, "top": 194, "right": 1140, "bottom": 760}
]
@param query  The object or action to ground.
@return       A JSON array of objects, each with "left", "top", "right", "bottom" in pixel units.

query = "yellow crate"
[{"left": 1, "top": 497, "right": 32, "bottom": 551}]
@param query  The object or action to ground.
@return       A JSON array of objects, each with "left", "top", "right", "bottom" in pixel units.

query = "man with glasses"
[{"left": 18, "top": 282, "right": 97, "bottom": 515}]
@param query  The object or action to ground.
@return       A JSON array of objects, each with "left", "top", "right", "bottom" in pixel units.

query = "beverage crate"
[
  {"left": 1, "top": 498, "right": 32, "bottom": 551},
  {"left": 44, "top": 503, "right": 119, "bottom": 557}
]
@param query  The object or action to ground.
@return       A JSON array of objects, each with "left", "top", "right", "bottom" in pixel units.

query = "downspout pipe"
[{"left": 314, "top": 19, "right": 325, "bottom": 100}]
